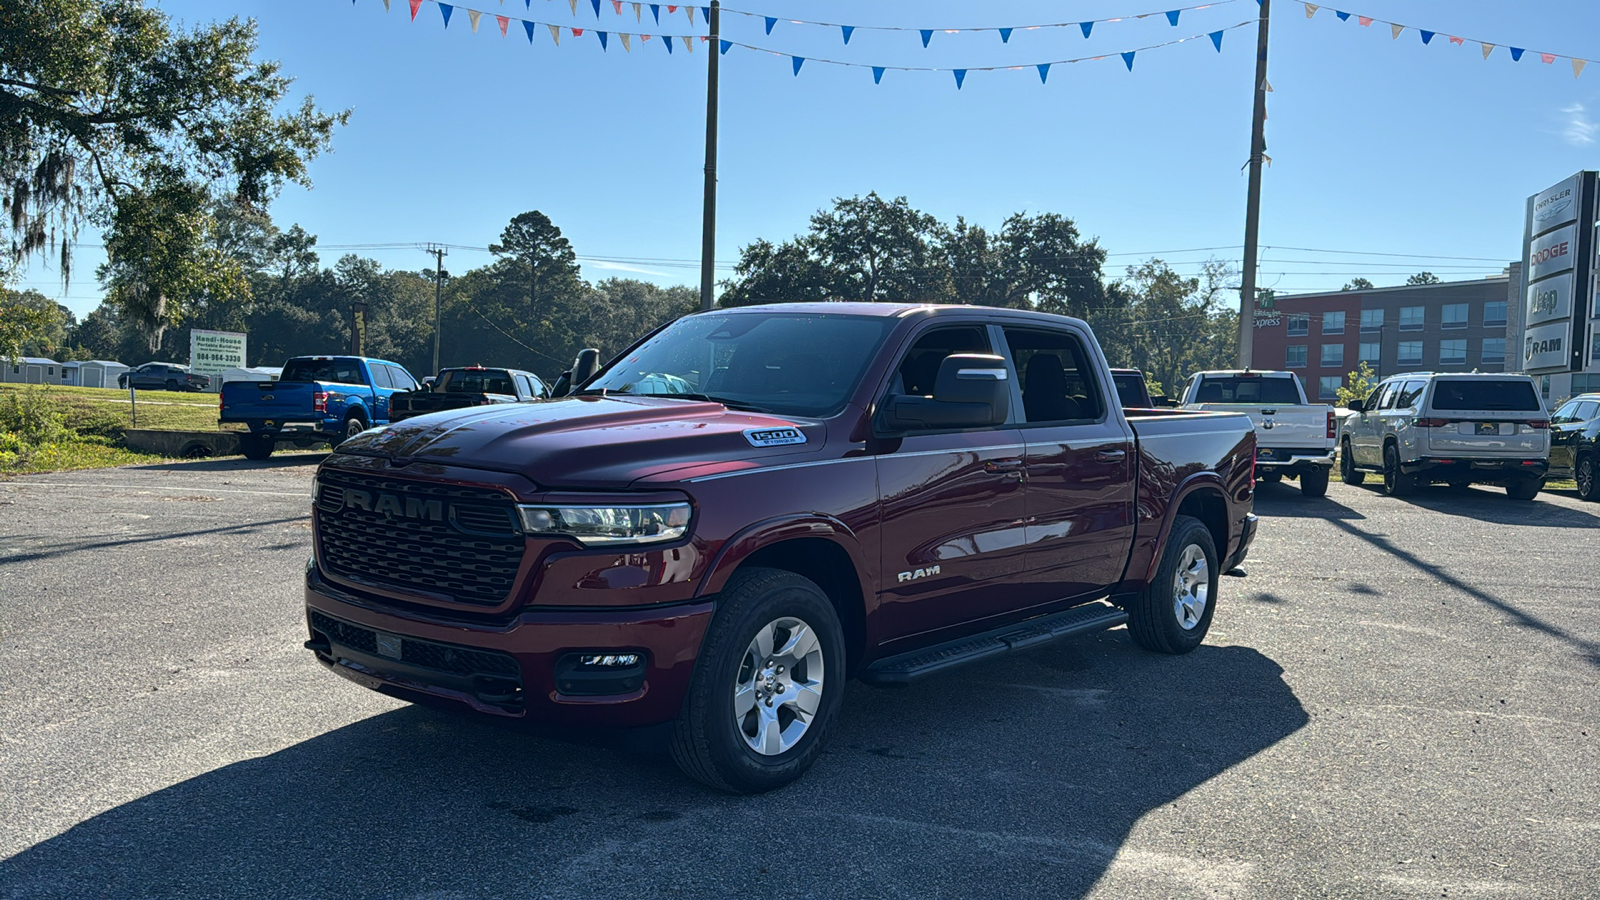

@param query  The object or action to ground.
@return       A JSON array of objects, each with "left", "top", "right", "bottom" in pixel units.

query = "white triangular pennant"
[
  {"left": 467, "top": 9, "right": 481, "bottom": 32},
  {"left": 620, "top": 32, "right": 631, "bottom": 50},
  {"left": 1576, "top": 58, "right": 1588, "bottom": 78},
  {"left": 1261, "top": 77, "right": 1273, "bottom": 92},
  {"left": 633, "top": 2, "right": 642, "bottom": 22},
  {"left": 682, "top": 35, "right": 692, "bottom": 52},
  {"left": 686, "top": 6, "right": 695, "bottom": 24},
  {"left": 1391, "top": 23, "right": 1403, "bottom": 39},
  {"left": 1481, "top": 42, "right": 1494, "bottom": 59},
  {"left": 382, "top": 0, "right": 391, "bottom": 8},
  {"left": 549, "top": 23, "right": 561, "bottom": 44},
  {"left": 569, "top": 0, "right": 578, "bottom": 14},
  {"left": 1304, "top": 3, "right": 1317, "bottom": 18}
]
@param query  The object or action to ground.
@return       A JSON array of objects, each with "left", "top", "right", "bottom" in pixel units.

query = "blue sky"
[{"left": 18, "top": 0, "right": 1600, "bottom": 318}]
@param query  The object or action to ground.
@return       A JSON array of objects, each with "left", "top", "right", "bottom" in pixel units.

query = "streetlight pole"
[
  {"left": 699, "top": 0, "right": 720, "bottom": 312},
  {"left": 1237, "top": 0, "right": 1271, "bottom": 368}
]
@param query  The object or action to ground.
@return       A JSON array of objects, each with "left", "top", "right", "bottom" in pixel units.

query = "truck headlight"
[{"left": 516, "top": 502, "right": 691, "bottom": 547}]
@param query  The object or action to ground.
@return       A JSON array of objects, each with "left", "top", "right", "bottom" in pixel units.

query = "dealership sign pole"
[{"left": 1520, "top": 171, "right": 1598, "bottom": 376}]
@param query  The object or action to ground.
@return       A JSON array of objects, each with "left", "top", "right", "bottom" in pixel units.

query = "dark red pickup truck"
[{"left": 304, "top": 303, "right": 1258, "bottom": 792}]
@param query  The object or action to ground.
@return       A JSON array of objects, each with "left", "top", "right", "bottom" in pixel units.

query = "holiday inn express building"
[{"left": 1249, "top": 271, "right": 1518, "bottom": 401}]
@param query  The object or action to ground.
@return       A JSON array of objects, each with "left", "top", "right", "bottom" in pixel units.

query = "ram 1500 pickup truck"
[
  {"left": 303, "top": 303, "right": 1258, "bottom": 792},
  {"left": 1181, "top": 369, "right": 1337, "bottom": 498},
  {"left": 219, "top": 356, "right": 420, "bottom": 460},
  {"left": 389, "top": 366, "right": 549, "bottom": 422}
]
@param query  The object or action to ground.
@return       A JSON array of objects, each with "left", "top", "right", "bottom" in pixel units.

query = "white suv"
[{"left": 1338, "top": 373, "right": 1549, "bottom": 500}]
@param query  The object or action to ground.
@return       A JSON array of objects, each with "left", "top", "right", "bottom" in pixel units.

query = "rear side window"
[
  {"left": 1375, "top": 382, "right": 1400, "bottom": 410},
  {"left": 1004, "top": 327, "right": 1106, "bottom": 423},
  {"left": 385, "top": 365, "right": 417, "bottom": 391},
  {"left": 1112, "top": 374, "right": 1148, "bottom": 408},
  {"left": 1192, "top": 375, "right": 1302, "bottom": 405},
  {"left": 1397, "top": 381, "right": 1427, "bottom": 408},
  {"left": 1429, "top": 379, "right": 1542, "bottom": 412},
  {"left": 370, "top": 365, "right": 394, "bottom": 390}
]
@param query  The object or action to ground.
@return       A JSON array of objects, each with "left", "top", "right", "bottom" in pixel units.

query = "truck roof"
[{"left": 704, "top": 301, "right": 1093, "bottom": 330}]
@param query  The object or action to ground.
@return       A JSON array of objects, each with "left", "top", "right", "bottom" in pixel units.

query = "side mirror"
[
  {"left": 1346, "top": 397, "right": 1366, "bottom": 412},
  {"left": 570, "top": 348, "right": 602, "bottom": 388},
  {"left": 882, "top": 354, "right": 1010, "bottom": 431}
]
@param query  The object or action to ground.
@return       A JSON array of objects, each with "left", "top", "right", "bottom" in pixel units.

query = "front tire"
[
  {"left": 1383, "top": 443, "right": 1416, "bottom": 497},
  {"left": 670, "top": 568, "right": 845, "bottom": 794},
  {"left": 1126, "top": 515, "right": 1217, "bottom": 655},
  {"left": 1340, "top": 440, "right": 1365, "bottom": 485},
  {"left": 1577, "top": 453, "right": 1598, "bottom": 502},
  {"left": 1300, "top": 466, "right": 1330, "bottom": 498}
]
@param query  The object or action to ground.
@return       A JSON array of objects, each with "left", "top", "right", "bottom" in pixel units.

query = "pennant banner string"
[
  {"left": 1304, "top": 2, "right": 1599, "bottom": 74},
  {"left": 362, "top": 0, "right": 709, "bottom": 40},
  {"left": 714, "top": 0, "right": 1241, "bottom": 38},
  {"left": 722, "top": 19, "right": 1256, "bottom": 76}
]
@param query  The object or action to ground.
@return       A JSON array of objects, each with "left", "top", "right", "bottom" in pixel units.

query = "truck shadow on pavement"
[
  {"left": 127, "top": 452, "right": 330, "bottom": 473},
  {"left": 0, "top": 639, "right": 1305, "bottom": 899},
  {"left": 1250, "top": 480, "right": 1365, "bottom": 519},
  {"left": 1350, "top": 482, "right": 1600, "bottom": 528}
]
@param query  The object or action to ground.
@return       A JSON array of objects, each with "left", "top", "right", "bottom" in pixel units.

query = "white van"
[{"left": 1338, "top": 373, "right": 1549, "bottom": 499}]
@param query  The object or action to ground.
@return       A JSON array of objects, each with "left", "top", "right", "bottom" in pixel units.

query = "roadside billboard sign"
[
  {"left": 1520, "top": 172, "right": 1597, "bottom": 375},
  {"left": 189, "top": 329, "right": 247, "bottom": 390}
]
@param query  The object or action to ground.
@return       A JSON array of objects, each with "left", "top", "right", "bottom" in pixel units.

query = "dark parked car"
[
  {"left": 1549, "top": 393, "right": 1600, "bottom": 501},
  {"left": 1110, "top": 368, "right": 1156, "bottom": 408},
  {"left": 118, "top": 362, "right": 209, "bottom": 392},
  {"left": 303, "top": 302, "right": 1258, "bottom": 793},
  {"left": 390, "top": 366, "right": 549, "bottom": 422}
]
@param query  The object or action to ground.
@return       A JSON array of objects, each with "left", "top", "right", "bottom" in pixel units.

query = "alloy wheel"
[
  {"left": 734, "top": 616, "right": 825, "bottom": 756},
  {"left": 1172, "top": 544, "right": 1210, "bottom": 631}
]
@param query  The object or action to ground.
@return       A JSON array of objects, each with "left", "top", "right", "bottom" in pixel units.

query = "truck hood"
[{"left": 338, "top": 395, "right": 824, "bottom": 488}]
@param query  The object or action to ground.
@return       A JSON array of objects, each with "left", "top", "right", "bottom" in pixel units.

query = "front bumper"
[
  {"left": 1400, "top": 456, "right": 1548, "bottom": 480},
  {"left": 304, "top": 566, "right": 714, "bottom": 727}
]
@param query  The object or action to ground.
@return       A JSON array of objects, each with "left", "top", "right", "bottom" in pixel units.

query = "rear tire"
[
  {"left": 239, "top": 434, "right": 275, "bottom": 461},
  {"left": 1506, "top": 477, "right": 1542, "bottom": 501},
  {"left": 669, "top": 568, "right": 845, "bottom": 794},
  {"left": 1126, "top": 515, "right": 1217, "bottom": 655},
  {"left": 339, "top": 415, "right": 367, "bottom": 445},
  {"left": 1340, "top": 440, "right": 1365, "bottom": 485},
  {"left": 164, "top": 379, "right": 179, "bottom": 392},
  {"left": 1382, "top": 443, "right": 1416, "bottom": 497},
  {"left": 1577, "top": 453, "right": 1598, "bottom": 502},
  {"left": 1300, "top": 466, "right": 1330, "bottom": 498}
]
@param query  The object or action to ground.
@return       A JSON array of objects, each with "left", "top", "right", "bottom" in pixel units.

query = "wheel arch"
[
  {"left": 697, "top": 517, "right": 871, "bottom": 677},
  {"left": 1145, "top": 476, "right": 1231, "bottom": 583}
]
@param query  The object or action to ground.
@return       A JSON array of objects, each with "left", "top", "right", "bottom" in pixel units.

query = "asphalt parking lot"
[{"left": 1, "top": 458, "right": 1597, "bottom": 899}]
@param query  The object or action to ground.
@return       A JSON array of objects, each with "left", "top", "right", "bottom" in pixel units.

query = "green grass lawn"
[{"left": 0, "top": 383, "right": 222, "bottom": 475}]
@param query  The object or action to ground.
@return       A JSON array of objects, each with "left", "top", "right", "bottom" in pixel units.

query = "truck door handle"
[
  {"left": 984, "top": 458, "right": 1025, "bottom": 474},
  {"left": 1095, "top": 449, "right": 1127, "bottom": 463}
]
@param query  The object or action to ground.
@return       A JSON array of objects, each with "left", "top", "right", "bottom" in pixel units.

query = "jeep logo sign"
[{"left": 343, "top": 489, "right": 445, "bottom": 522}]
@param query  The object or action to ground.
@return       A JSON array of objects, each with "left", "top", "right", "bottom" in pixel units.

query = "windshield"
[
  {"left": 439, "top": 370, "right": 516, "bottom": 394},
  {"left": 583, "top": 312, "right": 897, "bottom": 417},
  {"left": 1193, "top": 375, "right": 1303, "bottom": 405},
  {"left": 1429, "top": 379, "right": 1542, "bottom": 412}
]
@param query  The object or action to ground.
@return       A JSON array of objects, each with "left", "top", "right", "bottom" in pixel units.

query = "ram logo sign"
[
  {"left": 897, "top": 565, "right": 941, "bottom": 584},
  {"left": 342, "top": 489, "right": 445, "bottom": 522}
]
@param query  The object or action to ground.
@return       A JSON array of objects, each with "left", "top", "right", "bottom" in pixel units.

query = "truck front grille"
[{"left": 315, "top": 468, "right": 524, "bottom": 607}]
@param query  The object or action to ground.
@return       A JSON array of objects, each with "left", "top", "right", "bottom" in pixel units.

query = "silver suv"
[{"left": 1338, "top": 372, "right": 1549, "bottom": 500}]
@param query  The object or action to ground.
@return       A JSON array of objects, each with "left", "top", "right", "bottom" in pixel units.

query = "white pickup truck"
[{"left": 1180, "top": 370, "right": 1336, "bottom": 497}]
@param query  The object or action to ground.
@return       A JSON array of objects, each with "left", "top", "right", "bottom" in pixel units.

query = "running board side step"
[{"left": 859, "top": 601, "right": 1128, "bottom": 685}]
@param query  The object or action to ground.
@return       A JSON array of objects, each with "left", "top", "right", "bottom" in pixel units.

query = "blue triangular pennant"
[
  {"left": 597, "top": 30, "right": 607, "bottom": 50},
  {"left": 872, "top": 66, "right": 885, "bottom": 84},
  {"left": 842, "top": 25, "right": 853, "bottom": 44},
  {"left": 1080, "top": 21, "right": 1093, "bottom": 38},
  {"left": 1210, "top": 30, "right": 1224, "bottom": 51},
  {"left": 1335, "top": 10, "right": 1350, "bottom": 21},
  {"left": 999, "top": 28, "right": 1012, "bottom": 43},
  {"left": 438, "top": 3, "right": 453, "bottom": 27},
  {"left": 1510, "top": 46, "right": 1524, "bottom": 61},
  {"left": 1166, "top": 10, "right": 1180, "bottom": 26},
  {"left": 702, "top": 8, "right": 709, "bottom": 22},
  {"left": 523, "top": 20, "right": 535, "bottom": 41},
  {"left": 792, "top": 55, "right": 804, "bottom": 75},
  {"left": 719, "top": 39, "right": 731, "bottom": 54},
  {"left": 764, "top": 16, "right": 776, "bottom": 34},
  {"left": 953, "top": 69, "right": 966, "bottom": 89},
  {"left": 1121, "top": 50, "right": 1135, "bottom": 71},
  {"left": 1037, "top": 63, "right": 1050, "bottom": 83},
  {"left": 920, "top": 29, "right": 933, "bottom": 47},
  {"left": 590, "top": 0, "right": 600, "bottom": 16},
  {"left": 650, "top": 5, "right": 660, "bottom": 24},
  {"left": 1420, "top": 30, "right": 1434, "bottom": 45},
  {"left": 663, "top": 34, "right": 673, "bottom": 52}
]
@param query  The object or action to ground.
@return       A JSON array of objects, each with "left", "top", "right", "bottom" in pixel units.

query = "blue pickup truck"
[{"left": 219, "top": 356, "right": 420, "bottom": 460}]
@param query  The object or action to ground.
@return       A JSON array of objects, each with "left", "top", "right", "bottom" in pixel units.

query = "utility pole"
[
  {"left": 699, "top": 0, "right": 720, "bottom": 312},
  {"left": 1237, "top": 0, "right": 1271, "bottom": 368},
  {"left": 426, "top": 244, "right": 447, "bottom": 375}
]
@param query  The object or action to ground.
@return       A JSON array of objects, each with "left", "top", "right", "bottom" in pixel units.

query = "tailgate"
[
  {"left": 221, "top": 382, "right": 319, "bottom": 421},
  {"left": 1425, "top": 416, "right": 1547, "bottom": 456},
  {"left": 1189, "top": 404, "right": 1330, "bottom": 451}
]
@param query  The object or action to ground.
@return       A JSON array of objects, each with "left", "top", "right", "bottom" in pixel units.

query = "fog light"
[{"left": 580, "top": 653, "right": 641, "bottom": 667}]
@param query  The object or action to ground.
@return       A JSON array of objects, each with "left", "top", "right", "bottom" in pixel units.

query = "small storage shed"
[
  {"left": 1, "top": 357, "right": 64, "bottom": 385},
  {"left": 215, "top": 366, "right": 282, "bottom": 387},
  {"left": 61, "top": 360, "right": 130, "bottom": 388}
]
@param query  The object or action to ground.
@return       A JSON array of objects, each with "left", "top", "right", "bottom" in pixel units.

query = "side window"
[
  {"left": 1376, "top": 382, "right": 1400, "bottom": 410},
  {"left": 1003, "top": 327, "right": 1106, "bottom": 424},
  {"left": 387, "top": 365, "right": 416, "bottom": 391},
  {"left": 1553, "top": 401, "right": 1580, "bottom": 422},
  {"left": 1576, "top": 401, "right": 1598, "bottom": 422},
  {"left": 369, "top": 365, "right": 394, "bottom": 390},
  {"left": 1399, "top": 380, "right": 1427, "bottom": 409},
  {"left": 889, "top": 326, "right": 990, "bottom": 398}
]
